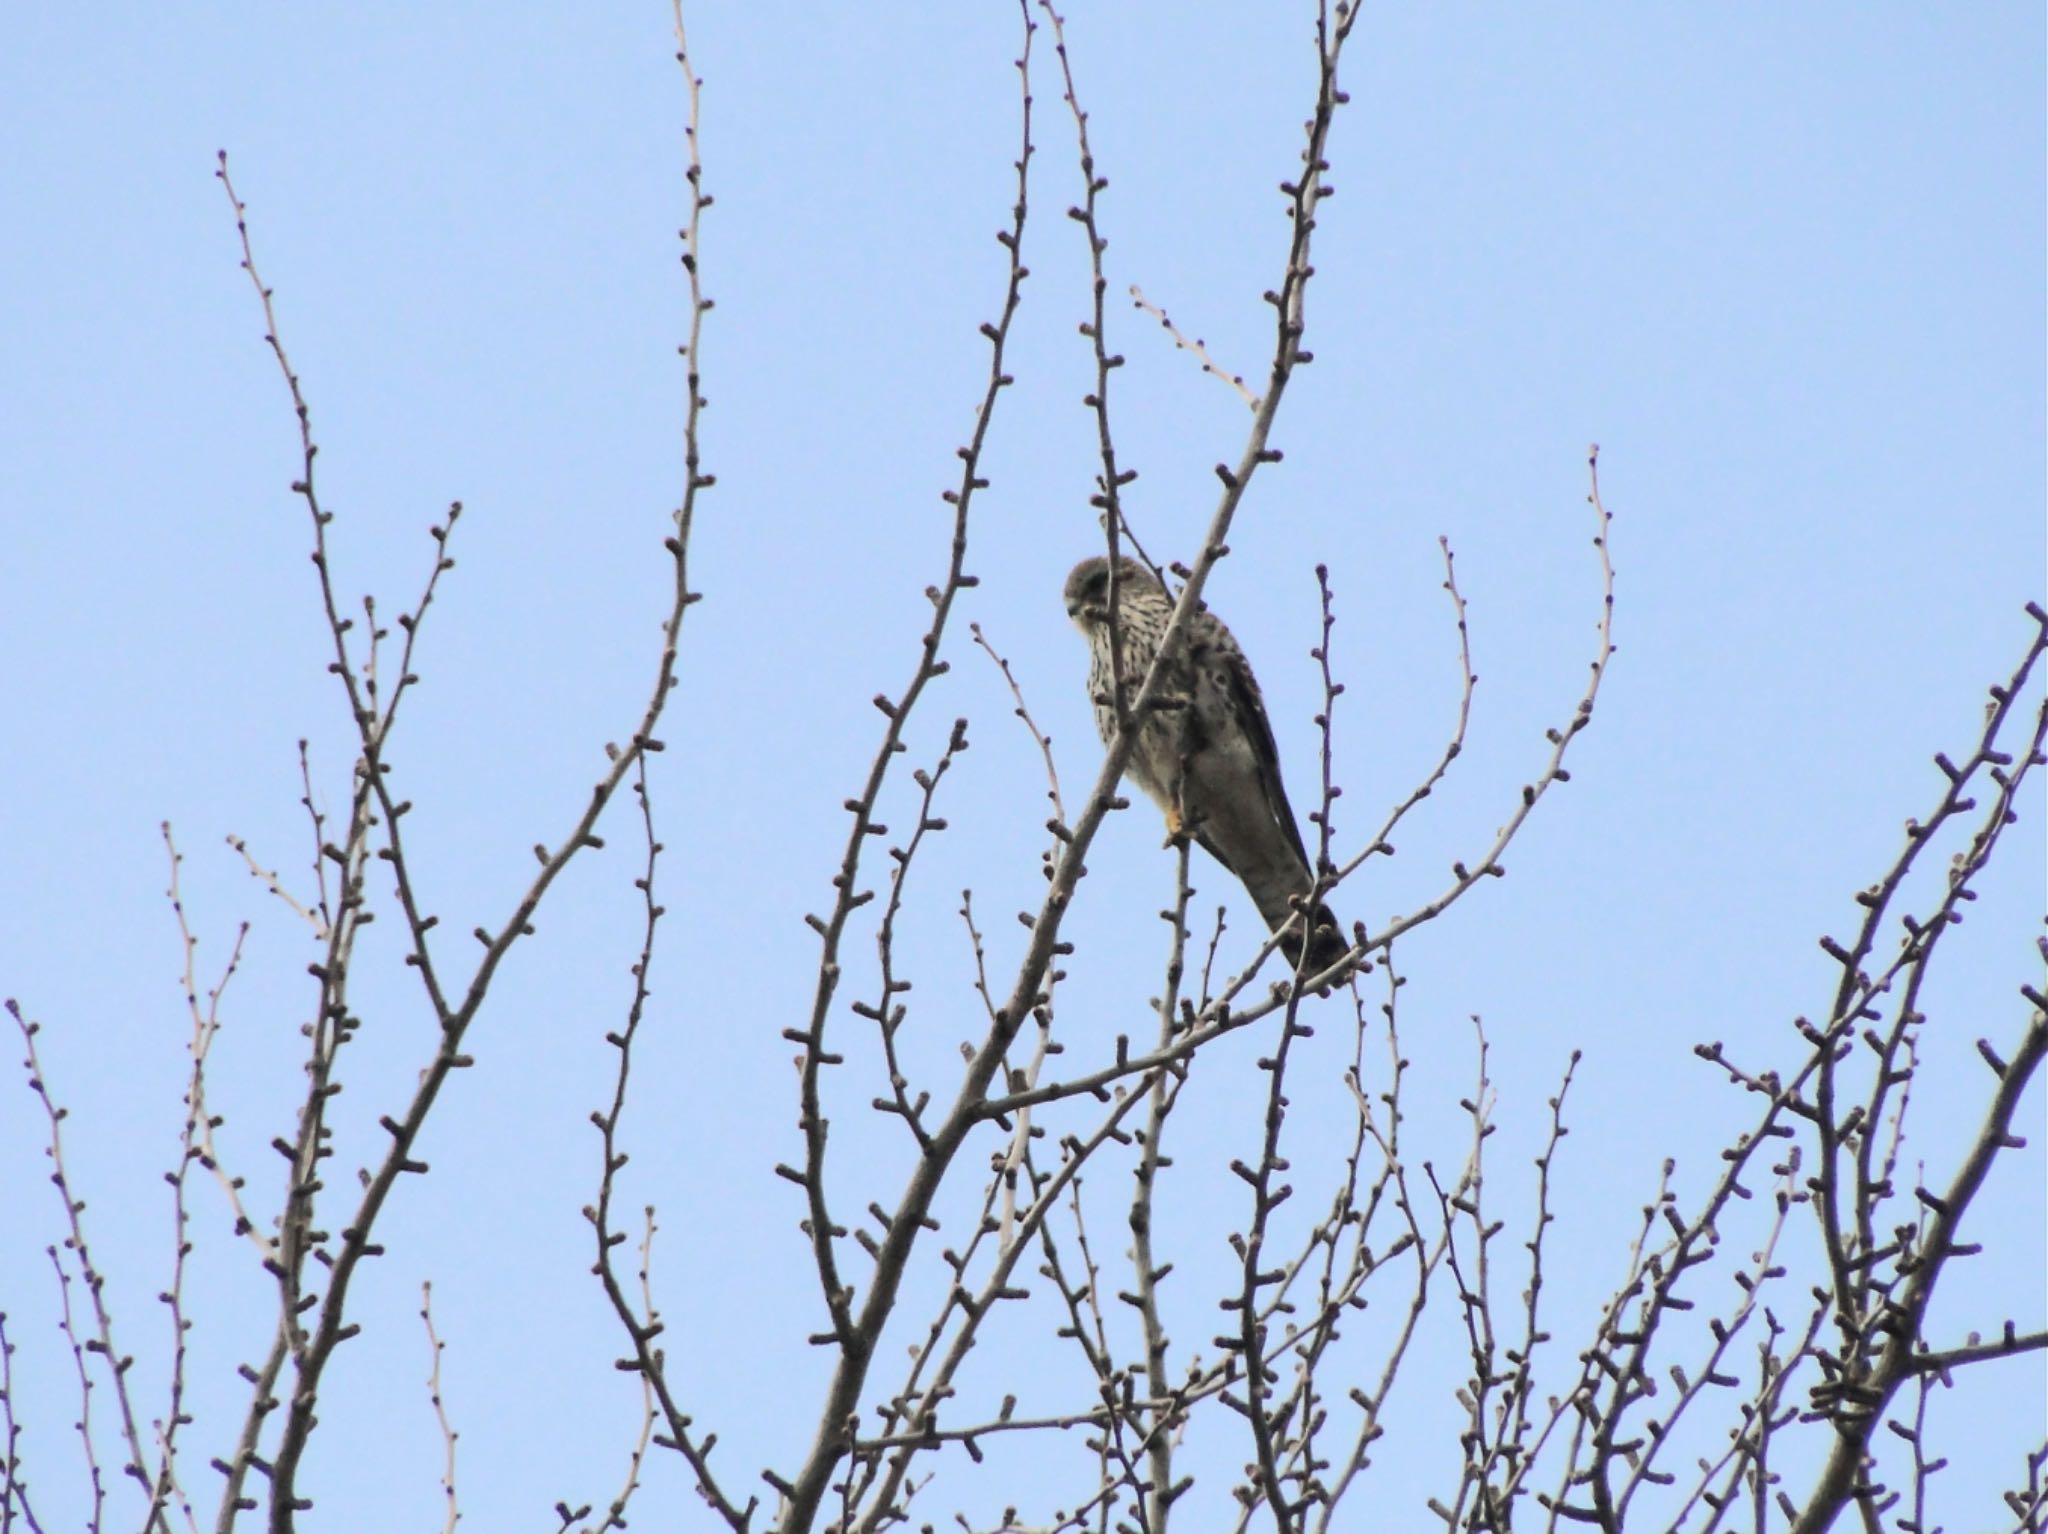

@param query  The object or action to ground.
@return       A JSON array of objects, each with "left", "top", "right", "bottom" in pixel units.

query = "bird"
[{"left": 1063, "top": 554, "right": 1347, "bottom": 974}]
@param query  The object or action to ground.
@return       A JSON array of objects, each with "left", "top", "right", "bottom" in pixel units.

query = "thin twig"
[
  {"left": 1129, "top": 284, "right": 1258, "bottom": 410},
  {"left": 0, "top": 1309, "right": 48, "bottom": 1534},
  {"left": 586, "top": 752, "right": 747, "bottom": 1527},
  {"left": 8, "top": 1004, "right": 163, "bottom": 1530},
  {"left": 417, "top": 1284, "right": 459, "bottom": 1534}
]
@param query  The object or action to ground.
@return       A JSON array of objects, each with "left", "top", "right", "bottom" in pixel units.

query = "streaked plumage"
[{"left": 1063, "top": 555, "right": 1346, "bottom": 973}]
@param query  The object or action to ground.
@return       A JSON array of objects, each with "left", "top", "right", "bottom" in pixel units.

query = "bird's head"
[{"left": 1063, "top": 555, "right": 1160, "bottom": 629}]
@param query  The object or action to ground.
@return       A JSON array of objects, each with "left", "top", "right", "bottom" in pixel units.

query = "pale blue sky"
[{"left": 2, "top": 6, "right": 2042, "bottom": 1530}]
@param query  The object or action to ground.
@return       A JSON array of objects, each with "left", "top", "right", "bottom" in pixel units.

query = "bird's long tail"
[
  {"left": 1279, "top": 894, "right": 1347, "bottom": 974},
  {"left": 1241, "top": 858, "right": 1346, "bottom": 974}
]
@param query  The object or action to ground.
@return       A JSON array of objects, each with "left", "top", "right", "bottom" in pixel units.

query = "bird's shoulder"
[
  {"left": 1186, "top": 612, "right": 1260, "bottom": 695},
  {"left": 1195, "top": 618, "right": 1282, "bottom": 762}
]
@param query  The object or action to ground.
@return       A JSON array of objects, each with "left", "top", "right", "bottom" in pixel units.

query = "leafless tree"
[{"left": 4, "top": 6, "right": 2040, "bottom": 1534}]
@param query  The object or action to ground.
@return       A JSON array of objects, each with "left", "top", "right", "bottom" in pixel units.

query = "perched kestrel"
[{"left": 1064, "top": 555, "right": 1347, "bottom": 973}]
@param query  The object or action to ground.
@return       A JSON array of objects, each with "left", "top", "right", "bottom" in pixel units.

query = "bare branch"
[
  {"left": 1910, "top": 1326, "right": 2048, "bottom": 1377},
  {"left": 210, "top": 0, "right": 719, "bottom": 1504},
  {"left": 585, "top": 753, "right": 749, "bottom": 1528},
  {"left": 773, "top": 6, "right": 1039, "bottom": 1522}
]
